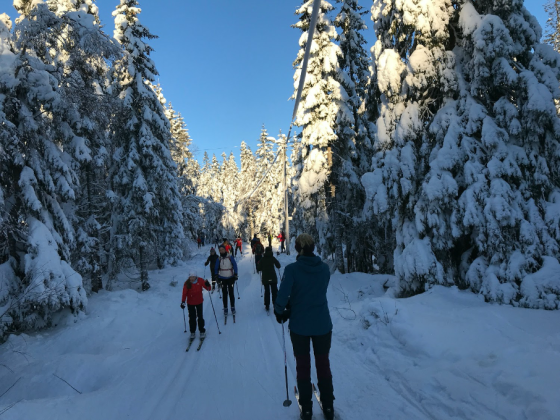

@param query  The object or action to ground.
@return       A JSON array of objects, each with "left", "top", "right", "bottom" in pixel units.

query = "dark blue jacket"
[{"left": 274, "top": 255, "right": 332, "bottom": 336}]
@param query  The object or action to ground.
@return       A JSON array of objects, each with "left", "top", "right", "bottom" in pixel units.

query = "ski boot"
[
  {"left": 231, "top": 307, "right": 236, "bottom": 315},
  {"left": 200, "top": 332, "right": 206, "bottom": 339},
  {"left": 190, "top": 333, "right": 196, "bottom": 339},
  {"left": 223, "top": 307, "right": 228, "bottom": 316}
]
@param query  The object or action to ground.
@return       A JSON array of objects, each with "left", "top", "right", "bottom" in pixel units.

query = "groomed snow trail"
[{"left": 4, "top": 245, "right": 556, "bottom": 419}]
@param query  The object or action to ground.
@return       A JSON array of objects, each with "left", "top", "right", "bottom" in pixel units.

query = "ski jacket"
[
  {"left": 250, "top": 237, "right": 259, "bottom": 253},
  {"left": 215, "top": 254, "right": 238, "bottom": 280},
  {"left": 235, "top": 239, "right": 242, "bottom": 249},
  {"left": 274, "top": 255, "right": 332, "bottom": 336},
  {"left": 222, "top": 243, "right": 232, "bottom": 254},
  {"left": 205, "top": 254, "right": 219, "bottom": 268},
  {"left": 257, "top": 248, "right": 281, "bottom": 284},
  {"left": 197, "top": 237, "right": 201, "bottom": 243},
  {"left": 182, "top": 277, "right": 211, "bottom": 306},
  {"left": 278, "top": 234, "right": 285, "bottom": 242}
]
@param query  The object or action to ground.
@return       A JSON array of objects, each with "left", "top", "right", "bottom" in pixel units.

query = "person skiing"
[
  {"left": 274, "top": 234, "right": 334, "bottom": 420},
  {"left": 204, "top": 247, "right": 219, "bottom": 291},
  {"left": 254, "top": 239, "right": 265, "bottom": 272},
  {"left": 181, "top": 271, "right": 212, "bottom": 339},
  {"left": 257, "top": 246, "right": 281, "bottom": 312},
  {"left": 234, "top": 237, "right": 243, "bottom": 257},
  {"left": 197, "top": 235, "right": 202, "bottom": 249},
  {"left": 267, "top": 232, "right": 272, "bottom": 247},
  {"left": 214, "top": 235, "right": 220, "bottom": 248},
  {"left": 278, "top": 231, "right": 286, "bottom": 253},
  {"left": 215, "top": 244, "right": 238, "bottom": 316},
  {"left": 200, "top": 233, "right": 205, "bottom": 247},
  {"left": 222, "top": 238, "right": 233, "bottom": 256},
  {"left": 250, "top": 234, "right": 259, "bottom": 254}
]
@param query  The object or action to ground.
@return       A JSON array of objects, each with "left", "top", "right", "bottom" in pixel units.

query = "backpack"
[{"left": 256, "top": 243, "right": 264, "bottom": 254}]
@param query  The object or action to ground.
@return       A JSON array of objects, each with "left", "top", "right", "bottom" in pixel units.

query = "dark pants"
[
  {"left": 280, "top": 241, "right": 285, "bottom": 253},
  {"left": 221, "top": 278, "right": 236, "bottom": 309},
  {"left": 235, "top": 245, "right": 241, "bottom": 256},
  {"left": 211, "top": 274, "right": 218, "bottom": 290},
  {"left": 255, "top": 254, "right": 262, "bottom": 271},
  {"left": 290, "top": 331, "right": 334, "bottom": 410},
  {"left": 263, "top": 282, "right": 277, "bottom": 307},
  {"left": 197, "top": 242, "right": 201, "bottom": 248},
  {"left": 187, "top": 303, "right": 205, "bottom": 333}
]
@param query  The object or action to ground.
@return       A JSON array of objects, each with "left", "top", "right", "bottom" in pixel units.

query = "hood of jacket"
[{"left": 264, "top": 248, "right": 274, "bottom": 257}]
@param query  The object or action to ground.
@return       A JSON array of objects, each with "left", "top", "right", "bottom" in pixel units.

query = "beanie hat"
[{"left": 189, "top": 270, "right": 197, "bottom": 278}]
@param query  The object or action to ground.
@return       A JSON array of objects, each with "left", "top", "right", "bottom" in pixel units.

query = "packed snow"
[{"left": 1, "top": 243, "right": 558, "bottom": 420}]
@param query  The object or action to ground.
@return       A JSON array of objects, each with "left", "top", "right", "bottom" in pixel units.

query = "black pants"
[
  {"left": 187, "top": 303, "right": 205, "bottom": 333},
  {"left": 290, "top": 331, "right": 334, "bottom": 409},
  {"left": 280, "top": 241, "right": 285, "bottom": 253},
  {"left": 221, "top": 278, "right": 236, "bottom": 309},
  {"left": 235, "top": 245, "right": 241, "bottom": 256},
  {"left": 255, "top": 254, "right": 262, "bottom": 271},
  {"left": 263, "top": 282, "right": 277, "bottom": 307},
  {"left": 197, "top": 242, "right": 201, "bottom": 248}
]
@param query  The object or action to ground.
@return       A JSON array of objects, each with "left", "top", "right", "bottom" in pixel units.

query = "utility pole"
[{"left": 283, "top": 137, "right": 290, "bottom": 255}]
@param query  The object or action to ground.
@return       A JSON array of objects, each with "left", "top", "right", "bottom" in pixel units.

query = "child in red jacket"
[{"left": 181, "top": 271, "right": 211, "bottom": 339}]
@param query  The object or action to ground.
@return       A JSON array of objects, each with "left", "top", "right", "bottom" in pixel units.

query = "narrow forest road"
[{"left": 0, "top": 246, "right": 428, "bottom": 420}]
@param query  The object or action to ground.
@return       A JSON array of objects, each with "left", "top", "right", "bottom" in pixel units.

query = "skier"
[
  {"left": 222, "top": 238, "right": 233, "bottom": 256},
  {"left": 257, "top": 246, "right": 281, "bottom": 312},
  {"left": 250, "top": 234, "right": 259, "bottom": 254},
  {"left": 278, "top": 230, "right": 286, "bottom": 253},
  {"left": 181, "top": 271, "right": 212, "bottom": 339},
  {"left": 215, "top": 244, "right": 238, "bottom": 316},
  {"left": 254, "top": 238, "right": 265, "bottom": 272},
  {"left": 201, "top": 232, "right": 205, "bottom": 247},
  {"left": 267, "top": 232, "right": 272, "bottom": 247},
  {"left": 234, "top": 237, "right": 243, "bottom": 257},
  {"left": 204, "top": 247, "right": 220, "bottom": 291},
  {"left": 214, "top": 235, "right": 220, "bottom": 248},
  {"left": 197, "top": 235, "right": 202, "bottom": 249},
  {"left": 274, "top": 234, "right": 334, "bottom": 420}
]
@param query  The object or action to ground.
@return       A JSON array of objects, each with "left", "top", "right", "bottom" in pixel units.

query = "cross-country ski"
[{"left": 1, "top": 1, "right": 558, "bottom": 420}]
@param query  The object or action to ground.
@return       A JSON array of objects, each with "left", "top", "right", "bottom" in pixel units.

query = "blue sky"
[{"left": 91, "top": 1, "right": 547, "bottom": 164}]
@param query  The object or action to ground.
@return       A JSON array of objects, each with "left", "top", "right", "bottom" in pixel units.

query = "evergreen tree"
[
  {"left": 291, "top": 0, "right": 351, "bottom": 253},
  {"left": 0, "top": 4, "right": 87, "bottom": 335},
  {"left": 110, "top": 0, "right": 184, "bottom": 290}
]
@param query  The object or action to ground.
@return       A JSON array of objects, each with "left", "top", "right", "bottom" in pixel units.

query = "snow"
[{"left": 1, "top": 246, "right": 558, "bottom": 419}]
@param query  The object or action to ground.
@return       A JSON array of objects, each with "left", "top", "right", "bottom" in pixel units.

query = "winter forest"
[{"left": 1, "top": 0, "right": 560, "bottom": 339}]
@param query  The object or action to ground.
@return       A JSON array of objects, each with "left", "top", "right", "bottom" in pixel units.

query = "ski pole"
[
  {"left": 260, "top": 272, "right": 263, "bottom": 297},
  {"left": 207, "top": 289, "right": 221, "bottom": 334},
  {"left": 182, "top": 308, "right": 187, "bottom": 333},
  {"left": 282, "top": 321, "right": 292, "bottom": 407},
  {"left": 236, "top": 278, "right": 240, "bottom": 299}
]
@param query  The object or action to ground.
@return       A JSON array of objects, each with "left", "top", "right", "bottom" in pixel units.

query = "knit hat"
[{"left": 189, "top": 270, "right": 197, "bottom": 278}]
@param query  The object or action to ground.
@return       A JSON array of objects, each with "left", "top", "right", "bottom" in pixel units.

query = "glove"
[
  {"left": 233, "top": 275, "right": 238, "bottom": 281},
  {"left": 275, "top": 309, "right": 289, "bottom": 324},
  {"left": 180, "top": 302, "right": 185, "bottom": 309},
  {"left": 204, "top": 261, "right": 209, "bottom": 266},
  {"left": 204, "top": 280, "right": 211, "bottom": 288}
]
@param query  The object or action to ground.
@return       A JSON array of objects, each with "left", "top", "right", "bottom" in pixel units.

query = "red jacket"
[
  {"left": 182, "top": 277, "right": 211, "bottom": 306},
  {"left": 235, "top": 239, "right": 242, "bottom": 249}
]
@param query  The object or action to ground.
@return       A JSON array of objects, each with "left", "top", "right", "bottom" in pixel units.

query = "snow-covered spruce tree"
[
  {"left": 361, "top": 0, "right": 457, "bottom": 292},
  {"left": 238, "top": 141, "right": 258, "bottom": 239},
  {"left": 110, "top": 0, "right": 184, "bottom": 290},
  {"left": 331, "top": 0, "right": 373, "bottom": 273},
  {"left": 0, "top": 5, "right": 87, "bottom": 335},
  {"left": 291, "top": 0, "right": 351, "bottom": 254},
  {"left": 45, "top": 0, "right": 118, "bottom": 293},
  {"left": 440, "top": 1, "right": 560, "bottom": 308}
]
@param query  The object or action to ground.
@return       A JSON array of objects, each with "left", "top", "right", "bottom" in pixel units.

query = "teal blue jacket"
[{"left": 274, "top": 255, "right": 333, "bottom": 336}]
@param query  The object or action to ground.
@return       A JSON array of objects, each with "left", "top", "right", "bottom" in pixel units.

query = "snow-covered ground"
[{"left": 1, "top": 245, "right": 559, "bottom": 420}]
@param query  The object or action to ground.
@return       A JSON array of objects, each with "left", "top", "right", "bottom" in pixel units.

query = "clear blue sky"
[{"left": 93, "top": 1, "right": 545, "bottom": 163}]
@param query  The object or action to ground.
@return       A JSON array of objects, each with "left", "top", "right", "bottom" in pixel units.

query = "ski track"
[{"left": 4, "top": 244, "right": 542, "bottom": 420}]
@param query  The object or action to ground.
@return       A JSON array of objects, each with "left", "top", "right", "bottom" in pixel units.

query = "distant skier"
[
  {"left": 254, "top": 239, "right": 265, "bottom": 272},
  {"left": 222, "top": 238, "right": 233, "bottom": 256},
  {"left": 257, "top": 246, "right": 281, "bottom": 312},
  {"left": 250, "top": 234, "right": 259, "bottom": 254},
  {"left": 204, "top": 247, "right": 219, "bottom": 291},
  {"left": 274, "top": 234, "right": 334, "bottom": 420},
  {"left": 235, "top": 237, "right": 243, "bottom": 256},
  {"left": 214, "top": 235, "right": 220, "bottom": 248},
  {"left": 200, "top": 233, "right": 205, "bottom": 247},
  {"left": 197, "top": 236, "right": 202, "bottom": 249},
  {"left": 181, "top": 271, "right": 212, "bottom": 339},
  {"left": 215, "top": 245, "right": 238, "bottom": 316},
  {"left": 267, "top": 232, "right": 272, "bottom": 247},
  {"left": 278, "top": 230, "right": 286, "bottom": 253}
]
